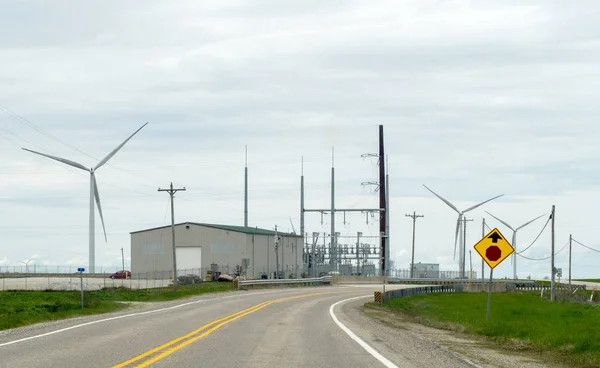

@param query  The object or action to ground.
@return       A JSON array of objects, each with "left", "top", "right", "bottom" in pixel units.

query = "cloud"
[{"left": 1, "top": 1, "right": 600, "bottom": 279}]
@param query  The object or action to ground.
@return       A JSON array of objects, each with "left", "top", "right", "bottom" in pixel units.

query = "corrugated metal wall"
[{"left": 131, "top": 224, "right": 304, "bottom": 279}]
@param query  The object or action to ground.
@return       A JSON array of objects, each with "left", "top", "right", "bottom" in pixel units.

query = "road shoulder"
[{"left": 359, "top": 303, "right": 557, "bottom": 368}]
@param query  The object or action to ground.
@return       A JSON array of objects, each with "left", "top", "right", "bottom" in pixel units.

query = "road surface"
[{"left": 0, "top": 285, "right": 479, "bottom": 368}]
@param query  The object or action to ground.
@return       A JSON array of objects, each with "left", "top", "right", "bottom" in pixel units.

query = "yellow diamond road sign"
[{"left": 473, "top": 228, "right": 514, "bottom": 269}]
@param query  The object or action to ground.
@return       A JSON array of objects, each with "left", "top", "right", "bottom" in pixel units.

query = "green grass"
[
  {"left": 576, "top": 279, "right": 600, "bottom": 283},
  {"left": 0, "top": 283, "right": 234, "bottom": 331},
  {"left": 376, "top": 292, "right": 600, "bottom": 367}
]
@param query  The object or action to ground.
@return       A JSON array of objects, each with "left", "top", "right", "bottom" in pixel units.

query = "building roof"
[{"left": 130, "top": 222, "right": 301, "bottom": 237}]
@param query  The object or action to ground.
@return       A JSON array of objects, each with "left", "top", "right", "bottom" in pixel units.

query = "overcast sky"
[{"left": 1, "top": 0, "right": 599, "bottom": 278}]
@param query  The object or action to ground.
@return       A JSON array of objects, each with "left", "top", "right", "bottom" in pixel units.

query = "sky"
[{"left": 1, "top": 0, "right": 600, "bottom": 278}]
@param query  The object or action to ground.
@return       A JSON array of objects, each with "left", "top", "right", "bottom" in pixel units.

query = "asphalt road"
[{"left": 0, "top": 285, "right": 476, "bottom": 368}]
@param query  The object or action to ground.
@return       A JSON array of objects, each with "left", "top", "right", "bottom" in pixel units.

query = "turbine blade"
[
  {"left": 485, "top": 211, "right": 514, "bottom": 231},
  {"left": 516, "top": 214, "right": 546, "bottom": 230},
  {"left": 22, "top": 148, "right": 88, "bottom": 171},
  {"left": 94, "top": 122, "right": 148, "bottom": 170},
  {"left": 92, "top": 174, "right": 108, "bottom": 242},
  {"left": 422, "top": 185, "right": 460, "bottom": 214},
  {"left": 454, "top": 216, "right": 460, "bottom": 260},
  {"left": 463, "top": 194, "right": 504, "bottom": 213}
]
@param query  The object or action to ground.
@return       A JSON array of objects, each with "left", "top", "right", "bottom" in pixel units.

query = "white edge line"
[
  {"left": 330, "top": 295, "right": 399, "bottom": 368},
  {"left": 0, "top": 288, "right": 309, "bottom": 348}
]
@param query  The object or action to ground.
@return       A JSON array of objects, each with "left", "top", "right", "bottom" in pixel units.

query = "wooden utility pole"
[
  {"left": 550, "top": 205, "right": 556, "bottom": 302},
  {"left": 158, "top": 182, "right": 186, "bottom": 289},
  {"left": 406, "top": 211, "right": 424, "bottom": 278},
  {"left": 569, "top": 233, "right": 572, "bottom": 291},
  {"left": 462, "top": 217, "right": 474, "bottom": 278}
]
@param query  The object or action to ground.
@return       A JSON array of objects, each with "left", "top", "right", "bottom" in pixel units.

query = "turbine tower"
[
  {"left": 22, "top": 123, "right": 147, "bottom": 273},
  {"left": 485, "top": 211, "right": 545, "bottom": 279},
  {"left": 423, "top": 185, "right": 503, "bottom": 278}
]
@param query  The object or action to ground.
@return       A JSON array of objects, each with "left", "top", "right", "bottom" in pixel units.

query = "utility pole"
[
  {"left": 312, "top": 232, "right": 318, "bottom": 278},
  {"left": 121, "top": 247, "right": 125, "bottom": 272},
  {"left": 462, "top": 217, "right": 474, "bottom": 278},
  {"left": 274, "top": 225, "right": 280, "bottom": 279},
  {"left": 469, "top": 250, "right": 473, "bottom": 279},
  {"left": 158, "top": 182, "right": 186, "bottom": 289},
  {"left": 569, "top": 233, "right": 572, "bottom": 291},
  {"left": 378, "top": 126, "right": 387, "bottom": 276},
  {"left": 482, "top": 218, "right": 486, "bottom": 282},
  {"left": 550, "top": 205, "right": 556, "bottom": 302},
  {"left": 385, "top": 156, "right": 390, "bottom": 276},
  {"left": 356, "top": 231, "right": 362, "bottom": 275},
  {"left": 244, "top": 146, "right": 249, "bottom": 227},
  {"left": 300, "top": 157, "right": 304, "bottom": 237},
  {"left": 331, "top": 148, "right": 336, "bottom": 272},
  {"left": 406, "top": 211, "right": 424, "bottom": 278}
]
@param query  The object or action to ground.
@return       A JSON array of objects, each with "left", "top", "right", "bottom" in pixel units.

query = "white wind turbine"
[
  {"left": 22, "top": 123, "right": 147, "bottom": 273},
  {"left": 485, "top": 211, "right": 545, "bottom": 280},
  {"left": 423, "top": 185, "right": 504, "bottom": 278}
]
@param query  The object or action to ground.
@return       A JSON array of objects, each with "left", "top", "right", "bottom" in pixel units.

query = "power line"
[
  {"left": 517, "top": 240, "right": 569, "bottom": 261},
  {"left": 0, "top": 104, "right": 98, "bottom": 161},
  {"left": 572, "top": 238, "right": 600, "bottom": 253},
  {"left": 517, "top": 215, "right": 551, "bottom": 254}
]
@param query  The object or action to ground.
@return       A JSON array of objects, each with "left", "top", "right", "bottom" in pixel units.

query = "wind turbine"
[
  {"left": 22, "top": 123, "right": 147, "bottom": 273},
  {"left": 423, "top": 185, "right": 504, "bottom": 278},
  {"left": 485, "top": 211, "right": 545, "bottom": 280},
  {"left": 20, "top": 257, "right": 34, "bottom": 273}
]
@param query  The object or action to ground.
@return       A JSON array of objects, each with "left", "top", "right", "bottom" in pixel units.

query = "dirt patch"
[{"left": 362, "top": 304, "right": 561, "bottom": 368}]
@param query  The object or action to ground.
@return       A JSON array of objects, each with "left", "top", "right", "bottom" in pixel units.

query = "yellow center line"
[
  {"left": 111, "top": 301, "right": 272, "bottom": 368},
  {"left": 112, "top": 291, "right": 335, "bottom": 367}
]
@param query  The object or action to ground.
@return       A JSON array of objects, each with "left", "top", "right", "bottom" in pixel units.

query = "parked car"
[
  {"left": 109, "top": 270, "right": 131, "bottom": 279},
  {"left": 177, "top": 274, "right": 202, "bottom": 285}
]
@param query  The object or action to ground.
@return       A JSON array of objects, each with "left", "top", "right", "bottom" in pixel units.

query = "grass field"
[
  {"left": 0, "top": 283, "right": 233, "bottom": 331},
  {"left": 576, "top": 279, "right": 600, "bottom": 283},
  {"left": 376, "top": 292, "right": 600, "bottom": 367}
]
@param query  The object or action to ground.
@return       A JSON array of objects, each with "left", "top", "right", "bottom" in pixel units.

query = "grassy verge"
[
  {"left": 575, "top": 279, "right": 600, "bottom": 283},
  {"left": 373, "top": 292, "right": 600, "bottom": 367},
  {"left": 0, "top": 283, "right": 234, "bottom": 331}
]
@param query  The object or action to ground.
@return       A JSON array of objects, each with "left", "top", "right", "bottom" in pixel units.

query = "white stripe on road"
[
  {"left": 0, "top": 288, "right": 306, "bottom": 348},
  {"left": 329, "top": 295, "right": 399, "bottom": 368}
]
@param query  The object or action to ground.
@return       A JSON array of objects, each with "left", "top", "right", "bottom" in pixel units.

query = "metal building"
[
  {"left": 412, "top": 262, "right": 440, "bottom": 278},
  {"left": 130, "top": 222, "right": 304, "bottom": 280}
]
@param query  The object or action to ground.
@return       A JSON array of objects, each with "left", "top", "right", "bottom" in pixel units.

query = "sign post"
[
  {"left": 473, "top": 228, "right": 514, "bottom": 321},
  {"left": 77, "top": 267, "right": 85, "bottom": 309}
]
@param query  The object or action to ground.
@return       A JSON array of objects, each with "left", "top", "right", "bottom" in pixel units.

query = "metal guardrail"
[
  {"left": 378, "top": 285, "right": 460, "bottom": 303},
  {"left": 386, "top": 277, "right": 538, "bottom": 286},
  {"left": 237, "top": 276, "right": 332, "bottom": 289}
]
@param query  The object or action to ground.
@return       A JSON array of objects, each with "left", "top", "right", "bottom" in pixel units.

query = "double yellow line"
[{"left": 112, "top": 291, "right": 333, "bottom": 367}]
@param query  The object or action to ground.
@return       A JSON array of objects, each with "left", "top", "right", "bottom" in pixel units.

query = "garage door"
[{"left": 176, "top": 247, "right": 201, "bottom": 276}]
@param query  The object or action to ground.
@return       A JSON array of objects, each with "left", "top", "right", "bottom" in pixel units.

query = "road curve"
[{"left": 0, "top": 285, "right": 475, "bottom": 368}]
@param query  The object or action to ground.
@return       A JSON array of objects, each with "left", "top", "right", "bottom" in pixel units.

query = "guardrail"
[
  {"left": 386, "top": 277, "right": 538, "bottom": 286},
  {"left": 236, "top": 276, "right": 332, "bottom": 289},
  {"left": 375, "top": 285, "right": 461, "bottom": 303}
]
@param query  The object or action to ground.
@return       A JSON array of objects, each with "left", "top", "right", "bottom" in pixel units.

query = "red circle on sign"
[{"left": 486, "top": 246, "right": 502, "bottom": 261}]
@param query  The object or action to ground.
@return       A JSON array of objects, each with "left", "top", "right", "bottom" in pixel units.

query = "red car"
[{"left": 109, "top": 270, "right": 131, "bottom": 279}]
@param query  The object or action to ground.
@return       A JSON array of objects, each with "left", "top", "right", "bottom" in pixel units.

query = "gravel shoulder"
[{"left": 359, "top": 303, "right": 560, "bottom": 368}]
